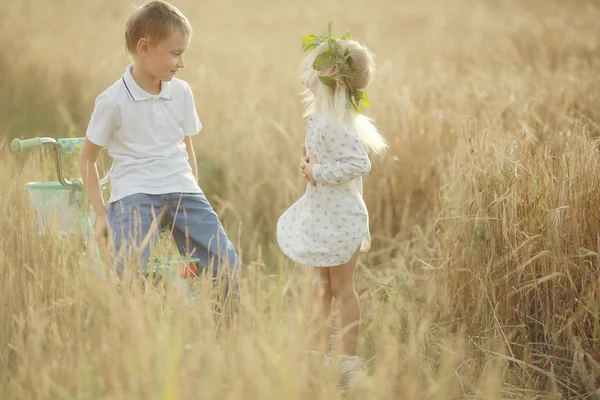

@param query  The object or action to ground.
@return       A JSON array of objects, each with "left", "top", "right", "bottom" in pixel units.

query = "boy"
[{"left": 79, "top": 0, "right": 240, "bottom": 286}]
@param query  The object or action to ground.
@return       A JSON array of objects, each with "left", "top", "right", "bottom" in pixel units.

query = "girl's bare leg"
[
  {"left": 311, "top": 267, "right": 332, "bottom": 354},
  {"left": 329, "top": 249, "right": 360, "bottom": 356}
]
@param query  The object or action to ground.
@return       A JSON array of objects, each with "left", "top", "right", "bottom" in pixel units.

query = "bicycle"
[{"left": 10, "top": 136, "right": 201, "bottom": 301}]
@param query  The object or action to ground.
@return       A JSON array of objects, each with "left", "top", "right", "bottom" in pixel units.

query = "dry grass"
[{"left": 1, "top": 0, "right": 600, "bottom": 398}]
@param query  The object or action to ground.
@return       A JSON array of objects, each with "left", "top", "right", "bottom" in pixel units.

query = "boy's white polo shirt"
[{"left": 86, "top": 65, "right": 203, "bottom": 203}]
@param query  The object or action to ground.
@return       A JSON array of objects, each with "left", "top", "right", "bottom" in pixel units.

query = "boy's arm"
[
  {"left": 184, "top": 135, "right": 198, "bottom": 181},
  {"left": 79, "top": 138, "right": 107, "bottom": 218},
  {"left": 79, "top": 93, "right": 117, "bottom": 219},
  {"left": 181, "top": 82, "right": 202, "bottom": 182}
]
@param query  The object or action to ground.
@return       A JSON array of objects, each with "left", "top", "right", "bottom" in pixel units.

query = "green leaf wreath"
[{"left": 301, "top": 21, "right": 371, "bottom": 113}]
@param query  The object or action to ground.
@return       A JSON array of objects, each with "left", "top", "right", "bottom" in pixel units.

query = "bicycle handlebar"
[
  {"left": 10, "top": 136, "right": 112, "bottom": 189},
  {"left": 11, "top": 138, "right": 43, "bottom": 154},
  {"left": 11, "top": 137, "right": 85, "bottom": 154}
]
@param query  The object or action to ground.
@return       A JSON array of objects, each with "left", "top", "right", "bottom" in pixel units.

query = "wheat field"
[{"left": 1, "top": 0, "right": 600, "bottom": 398}]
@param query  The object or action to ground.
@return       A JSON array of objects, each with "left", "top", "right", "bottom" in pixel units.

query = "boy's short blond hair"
[{"left": 125, "top": 0, "right": 192, "bottom": 54}]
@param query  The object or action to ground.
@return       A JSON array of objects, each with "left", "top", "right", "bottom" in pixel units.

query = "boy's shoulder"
[
  {"left": 169, "top": 77, "right": 194, "bottom": 98},
  {"left": 94, "top": 77, "right": 128, "bottom": 105}
]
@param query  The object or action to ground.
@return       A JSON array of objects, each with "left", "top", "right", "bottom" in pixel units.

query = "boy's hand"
[
  {"left": 94, "top": 215, "right": 110, "bottom": 245},
  {"left": 299, "top": 146, "right": 317, "bottom": 186}
]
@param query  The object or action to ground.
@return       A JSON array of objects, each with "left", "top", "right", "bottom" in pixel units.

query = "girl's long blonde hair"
[{"left": 299, "top": 40, "right": 388, "bottom": 156}]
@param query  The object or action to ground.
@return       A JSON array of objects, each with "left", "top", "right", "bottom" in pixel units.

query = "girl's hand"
[
  {"left": 301, "top": 145, "right": 309, "bottom": 164},
  {"left": 299, "top": 147, "right": 318, "bottom": 186},
  {"left": 299, "top": 145, "right": 309, "bottom": 181}
]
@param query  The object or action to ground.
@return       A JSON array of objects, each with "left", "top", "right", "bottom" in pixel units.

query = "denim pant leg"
[
  {"left": 107, "top": 193, "right": 165, "bottom": 277},
  {"left": 167, "top": 192, "right": 241, "bottom": 303},
  {"left": 167, "top": 193, "right": 240, "bottom": 275}
]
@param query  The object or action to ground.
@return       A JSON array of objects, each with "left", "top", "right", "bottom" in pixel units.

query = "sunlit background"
[{"left": 1, "top": 0, "right": 599, "bottom": 398}]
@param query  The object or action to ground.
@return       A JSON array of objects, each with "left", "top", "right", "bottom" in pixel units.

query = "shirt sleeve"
[
  {"left": 182, "top": 82, "right": 203, "bottom": 136},
  {"left": 85, "top": 94, "right": 118, "bottom": 147},
  {"left": 312, "top": 123, "right": 371, "bottom": 185}
]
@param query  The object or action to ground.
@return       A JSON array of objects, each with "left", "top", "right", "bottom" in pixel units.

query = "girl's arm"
[{"left": 311, "top": 124, "right": 371, "bottom": 185}]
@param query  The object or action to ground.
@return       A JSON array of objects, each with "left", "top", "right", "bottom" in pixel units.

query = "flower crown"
[{"left": 301, "top": 21, "right": 371, "bottom": 113}]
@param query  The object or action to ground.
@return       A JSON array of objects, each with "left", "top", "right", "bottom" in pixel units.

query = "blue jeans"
[{"left": 107, "top": 192, "right": 240, "bottom": 278}]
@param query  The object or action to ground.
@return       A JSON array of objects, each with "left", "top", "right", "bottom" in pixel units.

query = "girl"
[{"left": 276, "top": 25, "right": 388, "bottom": 378}]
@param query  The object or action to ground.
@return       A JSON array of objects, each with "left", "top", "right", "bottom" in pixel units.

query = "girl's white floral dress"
[{"left": 277, "top": 113, "right": 372, "bottom": 267}]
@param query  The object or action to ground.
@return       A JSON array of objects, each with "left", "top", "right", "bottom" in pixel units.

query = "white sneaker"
[
  {"left": 308, "top": 350, "right": 332, "bottom": 365},
  {"left": 338, "top": 355, "right": 365, "bottom": 386}
]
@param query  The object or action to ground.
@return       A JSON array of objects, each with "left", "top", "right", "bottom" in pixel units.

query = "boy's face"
[{"left": 143, "top": 31, "right": 190, "bottom": 82}]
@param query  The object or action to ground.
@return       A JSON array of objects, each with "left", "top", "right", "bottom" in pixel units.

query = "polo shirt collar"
[{"left": 121, "top": 64, "right": 172, "bottom": 101}]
